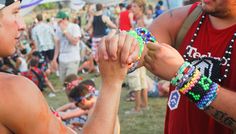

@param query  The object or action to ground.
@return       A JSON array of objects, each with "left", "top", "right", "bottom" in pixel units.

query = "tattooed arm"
[{"left": 205, "top": 87, "right": 236, "bottom": 131}]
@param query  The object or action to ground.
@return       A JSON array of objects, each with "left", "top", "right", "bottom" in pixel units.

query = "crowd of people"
[{"left": 1, "top": 0, "right": 236, "bottom": 134}]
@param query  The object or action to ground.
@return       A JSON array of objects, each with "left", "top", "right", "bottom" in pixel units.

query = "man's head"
[
  {"left": 0, "top": 0, "right": 24, "bottom": 57},
  {"left": 146, "top": 4, "right": 153, "bottom": 16},
  {"left": 64, "top": 74, "right": 83, "bottom": 101},
  {"left": 201, "top": 0, "right": 236, "bottom": 18},
  {"left": 69, "top": 80, "right": 96, "bottom": 110},
  {"left": 131, "top": 0, "right": 146, "bottom": 16},
  {"left": 29, "top": 59, "right": 39, "bottom": 67},
  {"left": 96, "top": 3, "right": 103, "bottom": 12},
  {"left": 55, "top": 10, "right": 69, "bottom": 23},
  {"left": 119, "top": 3, "right": 126, "bottom": 10},
  {"left": 36, "top": 14, "right": 43, "bottom": 22}
]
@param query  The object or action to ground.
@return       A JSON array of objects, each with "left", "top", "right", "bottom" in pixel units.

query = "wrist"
[
  {"left": 101, "top": 80, "right": 122, "bottom": 91},
  {"left": 171, "top": 61, "right": 219, "bottom": 110}
]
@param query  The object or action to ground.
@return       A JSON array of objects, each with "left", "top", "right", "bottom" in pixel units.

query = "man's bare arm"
[
  {"left": 205, "top": 87, "right": 236, "bottom": 131},
  {"left": 0, "top": 75, "right": 71, "bottom": 134},
  {"left": 64, "top": 32, "right": 80, "bottom": 46}
]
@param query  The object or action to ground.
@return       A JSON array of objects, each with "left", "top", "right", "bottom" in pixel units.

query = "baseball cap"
[
  {"left": 0, "top": 0, "right": 21, "bottom": 10},
  {"left": 55, "top": 11, "right": 69, "bottom": 19}
]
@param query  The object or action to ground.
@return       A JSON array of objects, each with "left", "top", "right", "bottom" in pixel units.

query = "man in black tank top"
[{"left": 86, "top": 4, "right": 117, "bottom": 69}]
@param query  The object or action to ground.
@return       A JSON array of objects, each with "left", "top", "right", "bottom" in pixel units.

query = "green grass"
[{"left": 44, "top": 73, "right": 167, "bottom": 134}]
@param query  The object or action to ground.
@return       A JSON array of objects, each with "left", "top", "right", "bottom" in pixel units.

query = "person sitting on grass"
[
  {"left": 56, "top": 75, "right": 88, "bottom": 131},
  {"left": 68, "top": 80, "right": 120, "bottom": 134},
  {"left": 63, "top": 74, "right": 83, "bottom": 101},
  {"left": 21, "top": 59, "right": 57, "bottom": 96}
]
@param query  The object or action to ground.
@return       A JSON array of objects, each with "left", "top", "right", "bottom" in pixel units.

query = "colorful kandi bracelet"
[{"left": 127, "top": 27, "right": 156, "bottom": 73}]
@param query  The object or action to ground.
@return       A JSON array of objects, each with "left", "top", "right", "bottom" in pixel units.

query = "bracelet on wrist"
[
  {"left": 171, "top": 61, "right": 220, "bottom": 110},
  {"left": 127, "top": 27, "right": 156, "bottom": 73}
]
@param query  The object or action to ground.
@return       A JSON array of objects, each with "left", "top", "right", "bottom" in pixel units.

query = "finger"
[
  {"left": 99, "top": 37, "right": 109, "bottom": 60},
  {"left": 105, "top": 30, "right": 117, "bottom": 46},
  {"left": 97, "top": 38, "right": 107, "bottom": 62},
  {"left": 127, "top": 40, "right": 139, "bottom": 64},
  {"left": 104, "top": 30, "right": 118, "bottom": 60},
  {"left": 120, "top": 34, "right": 135, "bottom": 66},
  {"left": 144, "top": 54, "right": 153, "bottom": 66},
  {"left": 118, "top": 31, "right": 127, "bottom": 52},
  {"left": 143, "top": 60, "right": 152, "bottom": 72},
  {"left": 146, "top": 42, "right": 159, "bottom": 51},
  {"left": 146, "top": 49, "right": 157, "bottom": 59},
  {"left": 107, "top": 35, "right": 119, "bottom": 60},
  {"left": 129, "top": 38, "right": 138, "bottom": 54}
]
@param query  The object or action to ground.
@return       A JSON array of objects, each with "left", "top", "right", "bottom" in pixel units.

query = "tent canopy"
[{"left": 20, "top": 0, "right": 124, "bottom": 15}]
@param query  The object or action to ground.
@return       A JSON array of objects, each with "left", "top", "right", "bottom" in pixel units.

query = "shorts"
[
  {"left": 126, "top": 67, "right": 147, "bottom": 91},
  {"left": 59, "top": 61, "right": 80, "bottom": 82},
  {"left": 40, "top": 49, "right": 55, "bottom": 62},
  {"left": 91, "top": 37, "right": 102, "bottom": 57}
]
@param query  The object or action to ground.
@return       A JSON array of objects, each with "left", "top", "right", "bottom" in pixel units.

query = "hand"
[
  {"left": 97, "top": 30, "right": 140, "bottom": 67},
  {"left": 144, "top": 42, "right": 184, "bottom": 80},
  {"left": 97, "top": 37, "right": 129, "bottom": 85}
]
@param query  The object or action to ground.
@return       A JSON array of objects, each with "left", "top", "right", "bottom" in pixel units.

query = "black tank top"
[{"left": 92, "top": 15, "right": 108, "bottom": 37}]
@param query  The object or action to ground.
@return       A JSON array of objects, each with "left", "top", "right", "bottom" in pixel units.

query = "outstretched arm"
[
  {"left": 144, "top": 42, "right": 236, "bottom": 131},
  {"left": 83, "top": 35, "right": 128, "bottom": 134}
]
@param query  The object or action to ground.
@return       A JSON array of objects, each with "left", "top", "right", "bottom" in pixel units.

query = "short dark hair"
[
  {"left": 158, "top": 0, "right": 163, "bottom": 6},
  {"left": 119, "top": 3, "right": 125, "bottom": 9},
  {"left": 69, "top": 79, "right": 95, "bottom": 100},
  {"left": 96, "top": 4, "right": 103, "bottom": 11},
  {"left": 29, "top": 59, "right": 39, "bottom": 67},
  {"left": 32, "top": 51, "right": 41, "bottom": 58},
  {"left": 36, "top": 14, "right": 43, "bottom": 21},
  {"left": 64, "top": 74, "right": 78, "bottom": 87}
]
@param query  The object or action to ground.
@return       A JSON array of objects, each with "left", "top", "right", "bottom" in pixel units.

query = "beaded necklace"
[{"left": 182, "top": 14, "right": 236, "bottom": 83}]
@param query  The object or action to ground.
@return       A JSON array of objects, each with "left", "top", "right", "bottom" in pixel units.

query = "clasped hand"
[{"left": 97, "top": 30, "right": 185, "bottom": 81}]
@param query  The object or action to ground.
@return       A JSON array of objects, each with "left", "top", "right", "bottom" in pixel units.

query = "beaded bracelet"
[
  {"left": 127, "top": 27, "right": 156, "bottom": 73},
  {"left": 172, "top": 61, "right": 220, "bottom": 110},
  {"left": 127, "top": 30, "right": 144, "bottom": 58},
  {"left": 135, "top": 27, "right": 156, "bottom": 43},
  {"left": 171, "top": 62, "right": 191, "bottom": 86}
]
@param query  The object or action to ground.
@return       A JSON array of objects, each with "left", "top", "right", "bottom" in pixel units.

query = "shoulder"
[
  {"left": 0, "top": 73, "right": 40, "bottom": 107},
  {"left": 102, "top": 15, "right": 109, "bottom": 22},
  {"left": 0, "top": 73, "right": 57, "bottom": 132},
  {"left": 0, "top": 73, "right": 37, "bottom": 89},
  {"left": 149, "top": 5, "right": 192, "bottom": 44}
]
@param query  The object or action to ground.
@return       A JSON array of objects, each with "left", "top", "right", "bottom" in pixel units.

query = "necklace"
[{"left": 183, "top": 14, "right": 235, "bottom": 83}]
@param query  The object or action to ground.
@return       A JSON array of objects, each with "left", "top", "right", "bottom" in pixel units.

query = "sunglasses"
[{"left": 74, "top": 93, "right": 94, "bottom": 106}]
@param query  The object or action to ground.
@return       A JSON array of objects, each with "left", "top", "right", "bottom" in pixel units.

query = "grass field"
[{"left": 44, "top": 73, "right": 167, "bottom": 134}]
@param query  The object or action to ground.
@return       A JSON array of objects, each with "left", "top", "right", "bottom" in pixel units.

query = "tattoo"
[
  {"left": 205, "top": 106, "right": 236, "bottom": 128},
  {"left": 204, "top": 106, "right": 214, "bottom": 111},
  {"left": 214, "top": 111, "right": 236, "bottom": 127}
]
